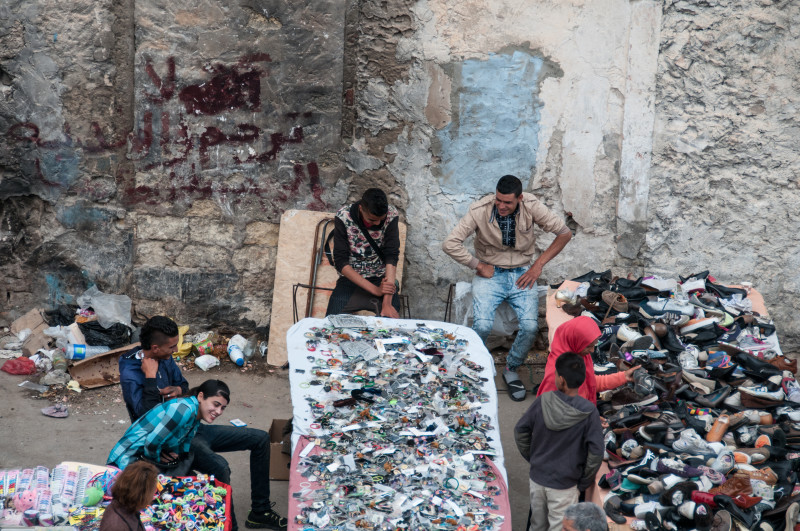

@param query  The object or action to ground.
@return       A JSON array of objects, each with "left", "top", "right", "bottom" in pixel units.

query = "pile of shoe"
[{"left": 565, "top": 271, "right": 800, "bottom": 531}]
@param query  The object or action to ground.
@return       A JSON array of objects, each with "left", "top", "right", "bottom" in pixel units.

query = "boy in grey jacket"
[{"left": 515, "top": 352, "right": 604, "bottom": 531}]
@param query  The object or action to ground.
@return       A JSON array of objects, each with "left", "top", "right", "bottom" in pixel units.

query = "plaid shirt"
[{"left": 107, "top": 397, "right": 200, "bottom": 469}]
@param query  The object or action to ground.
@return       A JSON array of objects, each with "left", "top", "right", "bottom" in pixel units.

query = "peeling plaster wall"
[
  {"left": 349, "top": 0, "right": 644, "bottom": 324},
  {"left": 3, "top": 0, "right": 800, "bottom": 349}
]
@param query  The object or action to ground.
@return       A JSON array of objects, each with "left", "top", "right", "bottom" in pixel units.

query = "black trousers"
[{"left": 325, "top": 276, "right": 400, "bottom": 316}]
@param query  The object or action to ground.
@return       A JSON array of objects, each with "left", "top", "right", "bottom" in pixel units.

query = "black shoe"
[
  {"left": 245, "top": 504, "right": 287, "bottom": 530},
  {"left": 713, "top": 494, "right": 756, "bottom": 528},
  {"left": 604, "top": 495, "right": 628, "bottom": 524}
]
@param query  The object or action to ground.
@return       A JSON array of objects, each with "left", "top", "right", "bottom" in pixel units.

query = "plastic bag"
[
  {"left": 43, "top": 325, "right": 85, "bottom": 350},
  {"left": 77, "top": 321, "right": 132, "bottom": 349},
  {"left": 1, "top": 356, "right": 36, "bottom": 375},
  {"left": 44, "top": 304, "right": 80, "bottom": 326},
  {"left": 195, "top": 354, "right": 220, "bottom": 371},
  {"left": 450, "top": 281, "right": 548, "bottom": 336},
  {"left": 77, "top": 286, "right": 132, "bottom": 328}
]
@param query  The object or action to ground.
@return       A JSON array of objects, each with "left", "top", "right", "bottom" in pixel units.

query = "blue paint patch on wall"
[
  {"left": 437, "top": 51, "right": 545, "bottom": 200},
  {"left": 57, "top": 201, "right": 115, "bottom": 230},
  {"left": 45, "top": 273, "right": 76, "bottom": 306}
]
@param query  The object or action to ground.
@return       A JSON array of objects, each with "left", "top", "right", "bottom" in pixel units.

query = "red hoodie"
[{"left": 536, "top": 316, "right": 627, "bottom": 404}]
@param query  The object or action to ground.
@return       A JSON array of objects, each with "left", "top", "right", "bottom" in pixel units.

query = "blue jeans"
[
  {"left": 192, "top": 424, "right": 272, "bottom": 531},
  {"left": 472, "top": 266, "right": 539, "bottom": 369}
]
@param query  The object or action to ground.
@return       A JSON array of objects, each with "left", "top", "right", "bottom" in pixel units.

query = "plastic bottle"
[
  {"left": 64, "top": 344, "right": 110, "bottom": 361},
  {"left": 51, "top": 350, "right": 68, "bottom": 372},
  {"left": 227, "top": 335, "right": 247, "bottom": 366},
  {"left": 243, "top": 335, "right": 259, "bottom": 360}
]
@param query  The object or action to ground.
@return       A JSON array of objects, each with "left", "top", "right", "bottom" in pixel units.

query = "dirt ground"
[{"left": 0, "top": 353, "right": 538, "bottom": 530}]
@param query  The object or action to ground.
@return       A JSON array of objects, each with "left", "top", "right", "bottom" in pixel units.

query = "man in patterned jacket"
[{"left": 326, "top": 188, "right": 401, "bottom": 318}]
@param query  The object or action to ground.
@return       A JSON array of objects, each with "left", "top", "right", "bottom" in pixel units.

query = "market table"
[{"left": 285, "top": 317, "right": 512, "bottom": 530}]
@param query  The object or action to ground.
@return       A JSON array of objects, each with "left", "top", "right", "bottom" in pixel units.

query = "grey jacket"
[{"left": 514, "top": 390, "right": 604, "bottom": 490}]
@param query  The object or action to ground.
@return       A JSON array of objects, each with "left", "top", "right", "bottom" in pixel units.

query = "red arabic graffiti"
[{"left": 4, "top": 53, "right": 326, "bottom": 212}]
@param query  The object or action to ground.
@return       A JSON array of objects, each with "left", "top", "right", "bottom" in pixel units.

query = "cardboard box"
[
  {"left": 10, "top": 308, "right": 52, "bottom": 356},
  {"left": 268, "top": 419, "right": 291, "bottom": 480}
]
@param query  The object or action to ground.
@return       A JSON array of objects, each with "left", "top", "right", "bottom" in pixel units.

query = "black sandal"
[{"left": 503, "top": 370, "right": 527, "bottom": 401}]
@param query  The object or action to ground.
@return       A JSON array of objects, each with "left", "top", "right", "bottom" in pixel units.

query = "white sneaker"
[
  {"left": 783, "top": 378, "right": 800, "bottom": 404},
  {"left": 681, "top": 277, "right": 707, "bottom": 294},
  {"left": 777, "top": 406, "right": 800, "bottom": 421},
  {"left": 640, "top": 298, "right": 695, "bottom": 318},
  {"left": 739, "top": 385, "right": 786, "bottom": 401},
  {"left": 724, "top": 392, "right": 742, "bottom": 408},
  {"left": 642, "top": 277, "right": 678, "bottom": 292},
  {"left": 678, "top": 349, "right": 699, "bottom": 369},
  {"left": 672, "top": 428, "right": 710, "bottom": 453},
  {"left": 617, "top": 324, "right": 643, "bottom": 342}
]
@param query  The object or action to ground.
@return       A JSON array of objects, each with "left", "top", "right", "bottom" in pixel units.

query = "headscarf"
[{"left": 536, "top": 316, "right": 602, "bottom": 404}]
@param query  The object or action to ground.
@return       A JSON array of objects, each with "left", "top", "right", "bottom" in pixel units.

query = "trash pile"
[
  {"left": 1, "top": 286, "right": 269, "bottom": 415},
  {"left": 1, "top": 286, "right": 134, "bottom": 392},
  {"left": 558, "top": 271, "right": 800, "bottom": 531},
  {"left": 289, "top": 316, "right": 508, "bottom": 530}
]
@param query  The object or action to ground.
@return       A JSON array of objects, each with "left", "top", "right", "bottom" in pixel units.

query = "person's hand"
[
  {"left": 160, "top": 450, "right": 178, "bottom": 463},
  {"left": 366, "top": 282, "right": 383, "bottom": 297},
  {"left": 381, "top": 302, "right": 400, "bottom": 319},
  {"left": 624, "top": 366, "right": 642, "bottom": 383},
  {"left": 380, "top": 278, "right": 396, "bottom": 295},
  {"left": 515, "top": 263, "right": 543, "bottom": 289},
  {"left": 141, "top": 357, "right": 158, "bottom": 378},
  {"left": 476, "top": 263, "right": 494, "bottom": 278},
  {"left": 160, "top": 386, "right": 182, "bottom": 399},
  {"left": 600, "top": 416, "right": 609, "bottom": 429}
]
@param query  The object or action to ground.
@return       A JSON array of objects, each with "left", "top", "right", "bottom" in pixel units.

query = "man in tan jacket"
[{"left": 443, "top": 175, "right": 572, "bottom": 401}]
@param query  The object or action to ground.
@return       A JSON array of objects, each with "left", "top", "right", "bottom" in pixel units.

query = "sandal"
[{"left": 502, "top": 369, "right": 527, "bottom": 401}]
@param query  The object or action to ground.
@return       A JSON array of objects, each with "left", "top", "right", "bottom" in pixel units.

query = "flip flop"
[
  {"left": 503, "top": 369, "right": 527, "bottom": 401},
  {"left": 41, "top": 404, "right": 69, "bottom": 418}
]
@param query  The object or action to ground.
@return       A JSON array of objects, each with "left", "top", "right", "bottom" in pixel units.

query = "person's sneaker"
[{"left": 246, "top": 504, "right": 288, "bottom": 530}]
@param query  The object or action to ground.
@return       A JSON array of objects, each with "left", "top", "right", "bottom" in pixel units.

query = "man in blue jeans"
[
  {"left": 119, "top": 316, "right": 286, "bottom": 530},
  {"left": 443, "top": 175, "right": 572, "bottom": 401}
]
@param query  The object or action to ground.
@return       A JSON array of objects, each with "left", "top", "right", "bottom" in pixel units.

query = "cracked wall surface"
[
  {"left": 646, "top": 0, "right": 800, "bottom": 346},
  {"left": 1, "top": 0, "right": 347, "bottom": 332},
  {"left": 3, "top": 0, "right": 800, "bottom": 349},
  {"left": 349, "top": 0, "right": 640, "bottom": 326}
]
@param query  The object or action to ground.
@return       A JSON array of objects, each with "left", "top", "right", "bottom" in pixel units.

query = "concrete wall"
[{"left": 2, "top": 0, "right": 799, "bottom": 348}]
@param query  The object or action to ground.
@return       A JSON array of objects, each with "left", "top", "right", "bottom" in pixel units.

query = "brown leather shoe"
[
  {"left": 736, "top": 467, "right": 778, "bottom": 485},
  {"left": 561, "top": 302, "right": 584, "bottom": 317},
  {"left": 710, "top": 474, "right": 752, "bottom": 497},
  {"left": 652, "top": 322, "right": 669, "bottom": 338},
  {"left": 643, "top": 326, "right": 663, "bottom": 350},
  {"left": 769, "top": 356, "right": 798, "bottom": 374}
]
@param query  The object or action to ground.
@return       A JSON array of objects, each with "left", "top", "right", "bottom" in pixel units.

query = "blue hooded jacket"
[{"left": 119, "top": 346, "right": 189, "bottom": 421}]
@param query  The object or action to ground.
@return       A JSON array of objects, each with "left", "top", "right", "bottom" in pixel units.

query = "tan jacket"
[{"left": 442, "top": 193, "right": 568, "bottom": 269}]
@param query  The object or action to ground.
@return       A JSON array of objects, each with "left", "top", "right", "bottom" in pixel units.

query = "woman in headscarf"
[{"left": 536, "top": 316, "right": 639, "bottom": 405}]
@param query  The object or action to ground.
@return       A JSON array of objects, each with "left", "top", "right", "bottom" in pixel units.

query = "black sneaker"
[{"left": 245, "top": 504, "right": 287, "bottom": 530}]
